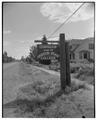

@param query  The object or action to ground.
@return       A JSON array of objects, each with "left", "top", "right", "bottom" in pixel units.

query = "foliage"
[
  {"left": 75, "top": 66, "right": 94, "bottom": 85},
  {"left": 25, "top": 45, "right": 38, "bottom": 64},
  {"left": 3, "top": 51, "right": 15, "bottom": 63}
]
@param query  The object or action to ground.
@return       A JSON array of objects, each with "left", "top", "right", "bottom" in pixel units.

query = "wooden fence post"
[
  {"left": 65, "top": 42, "right": 71, "bottom": 86},
  {"left": 60, "top": 34, "right": 66, "bottom": 90}
]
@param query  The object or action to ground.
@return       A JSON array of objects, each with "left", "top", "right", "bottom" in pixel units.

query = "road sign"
[{"left": 37, "top": 44, "right": 60, "bottom": 60}]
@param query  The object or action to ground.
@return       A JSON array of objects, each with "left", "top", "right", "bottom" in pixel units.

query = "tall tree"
[
  {"left": 29, "top": 45, "right": 38, "bottom": 62},
  {"left": 3, "top": 51, "right": 7, "bottom": 57}
]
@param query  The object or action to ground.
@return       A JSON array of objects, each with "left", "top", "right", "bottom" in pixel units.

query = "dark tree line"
[{"left": 3, "top": 51, "right": 15, "bottom": 63}]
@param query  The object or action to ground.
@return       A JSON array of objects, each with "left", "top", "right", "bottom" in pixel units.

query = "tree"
[
  {"left": 3, "top": 51, "right": 8, "bottom": 62},
  {"left": 7, "top": 56, "right": 14, "bottom": 62},
  {"left": 25, "top": 56, "right": 32, "bottom": 64},
  {"left": 25, "top": 45, "right": 38, "bottom": 64},
  {"left": 21, "top": 56, "right": 25, "bottom": 62},
  {"left": 3, "top": 51, "right": 15, "bottom": 63},
  {"left": 29, "top": 45, "right": 38, "bottom": 62},
  {"left": 3, "top": 51, "right": 7, "bottom": 57}
]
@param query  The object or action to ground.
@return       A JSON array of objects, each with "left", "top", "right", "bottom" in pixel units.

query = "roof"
[{"left": 68, "top": 37, "right": 94, "bottom": 52}]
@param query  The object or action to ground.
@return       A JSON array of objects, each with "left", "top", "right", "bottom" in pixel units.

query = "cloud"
[
  {"left": 40, "top": 3, "right": 94, "bottom": 23},
  {"left": 3, "top": 30, "right": 11, "bottom": 34}
]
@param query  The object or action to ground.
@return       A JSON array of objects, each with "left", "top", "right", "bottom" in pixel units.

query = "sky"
[{"left": 3, "top": 2, "right": 94, "bottom": 59}]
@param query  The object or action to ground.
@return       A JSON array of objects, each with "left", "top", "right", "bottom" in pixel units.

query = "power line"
[{"left": 47, "top": 2, "right": 85, "bottom": 39}]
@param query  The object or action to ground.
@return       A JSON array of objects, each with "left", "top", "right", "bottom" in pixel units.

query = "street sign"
[{"left": 37, "top": 44, "right": 60, "bottom": 60}]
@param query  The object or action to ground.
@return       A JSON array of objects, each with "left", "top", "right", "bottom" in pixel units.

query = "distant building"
[{"left": 69, "top": 37, "right": 94, "bottom": 63}]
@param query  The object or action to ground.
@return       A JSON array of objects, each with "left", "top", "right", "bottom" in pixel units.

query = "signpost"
[
  {"left": 65, "top": 42, "right": 71, "bottom": 86},
  {"left": 35, "top": 34, "right": 71, "bottom": 90},
  {"left": 59, "top": 34, "right": 66, "bottom": 90},
  {"left": 59, "top": 34, "right": 71, "bottom": 89}
]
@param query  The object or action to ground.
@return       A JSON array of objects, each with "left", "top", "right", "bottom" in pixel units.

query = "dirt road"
[{"left": 3, "top": 62, "right": 34, "bottom": 104}]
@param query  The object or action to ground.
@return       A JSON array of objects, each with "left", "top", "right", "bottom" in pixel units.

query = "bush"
[
  {"left": 70, "top": 67, "right": 79, "bottom": 73},
  {"left": 75, "top": 66, "right": 94, "bottom": 85},
  {"left": 88, "top": 58, "right": 94, "bottom": 63}
]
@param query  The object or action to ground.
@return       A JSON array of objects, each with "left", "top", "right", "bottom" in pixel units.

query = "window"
[
  {"left": 89, "top": 43, "right": 94, "bottom": 49},
  {"left": 79, "top": 51, "right": 90, "bottom": 59},
  {"left": 70, "top": 53, "right": 75, "bottom": 60},
  {"left": 84, "top": 53, "right": 88, "bottom": 59},
  {"left": 70, "top": 54, "right": 71, "bottom": 59}
]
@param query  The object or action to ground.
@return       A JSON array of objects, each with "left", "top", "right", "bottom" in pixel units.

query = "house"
[{"left": 69, "top": 37, "right": 94, "bottom": 63}]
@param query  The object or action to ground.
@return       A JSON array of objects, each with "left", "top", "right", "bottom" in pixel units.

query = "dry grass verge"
[
  {"left": 3, "top": 77, "right": 93, "bottom": 118},
  {"left": 13, "top": 77, "right": 90, "bottom": 117}
]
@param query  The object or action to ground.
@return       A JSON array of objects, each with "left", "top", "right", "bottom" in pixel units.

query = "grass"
[{"left": 14, "top": 75, "right": 89, "bottom": 117}]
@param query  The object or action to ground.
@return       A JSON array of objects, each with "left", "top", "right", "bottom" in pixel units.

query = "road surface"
[{"left": 3, "top": 62, "right": 34, "bottom": 104}]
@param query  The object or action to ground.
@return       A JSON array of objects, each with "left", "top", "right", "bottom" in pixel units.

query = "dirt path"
[{"left": 32, "top": 65, "right": 60, "bottom": 76}]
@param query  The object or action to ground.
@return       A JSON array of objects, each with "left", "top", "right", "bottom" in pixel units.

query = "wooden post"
[
  {"left": 60, "top": 34, "right": 66, "bottom": 90},
  {"left": 65, "top": 42, "right": 71, "bottom": 86}
]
